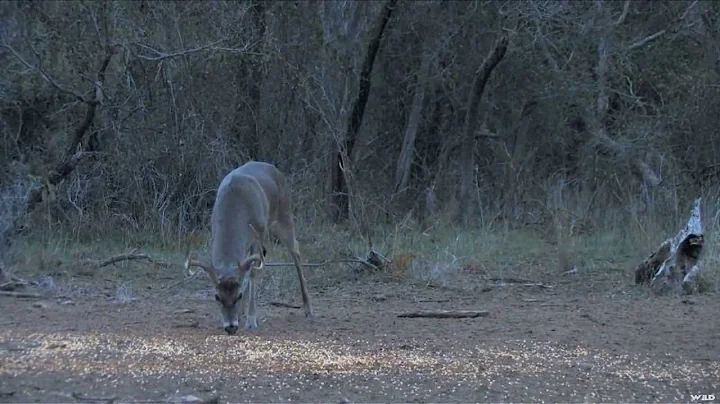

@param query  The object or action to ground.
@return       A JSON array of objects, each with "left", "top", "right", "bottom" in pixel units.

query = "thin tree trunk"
[
  {"left": 330, "top": 0, "right": 397, "bottom": 222},
  {"left": 394, "top": 46, "right": 432, "bottom": 194},
  {"left": 456, "top": 36, "right": 508, "bottom": 225}
]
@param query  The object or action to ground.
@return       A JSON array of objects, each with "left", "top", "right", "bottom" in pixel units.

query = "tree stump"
[{"left": 634, "top": 198, "right": 708, "bottom": 295}]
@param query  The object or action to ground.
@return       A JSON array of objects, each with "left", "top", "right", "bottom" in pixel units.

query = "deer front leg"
[{"left": 244, "top": 274, "right": 259, "bottom": 331}]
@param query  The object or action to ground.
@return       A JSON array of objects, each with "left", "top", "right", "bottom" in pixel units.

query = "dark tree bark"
[
  {"left": 330, "top": 0, "right": 397, "bottom": 222},
  {"left": 456, "top": 36, "right": 508, "bottom": 224},
  {"left": 14, "top": 45, "right": 120, "bottom": 232}
]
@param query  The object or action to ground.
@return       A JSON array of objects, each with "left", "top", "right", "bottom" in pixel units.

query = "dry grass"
[{"left": 4, "top": 194, "right": 719, "bottom": 301}]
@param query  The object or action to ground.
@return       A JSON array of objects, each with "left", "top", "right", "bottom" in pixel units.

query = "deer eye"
[{"left": 214, "top": 294, "right": 221, "bottom": 302}]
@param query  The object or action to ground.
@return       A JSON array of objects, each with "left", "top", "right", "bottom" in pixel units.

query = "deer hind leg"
[{"left": 274, "top": 219, "right": 314, "bottom": 318}]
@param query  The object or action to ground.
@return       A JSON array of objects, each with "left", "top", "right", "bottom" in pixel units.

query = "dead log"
[
  {"left": 634, "top": 198, "right": 708, "bottom": 295},
  {"left": 397, "top": 310, "right": 490, "bottom": 319}
]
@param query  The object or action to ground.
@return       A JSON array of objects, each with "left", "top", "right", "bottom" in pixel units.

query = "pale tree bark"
[
  {"left": 330, "top": 0, "right": 398, "bottom": 222},
  {"left": 635, "top": 198, "right": 710, "bottom": 295},
  {"left": 456, "top": 36, "right": 509, "bottom": 225},
  {"left": 394, "top": 44, "right": 433, "bottom": 195}
]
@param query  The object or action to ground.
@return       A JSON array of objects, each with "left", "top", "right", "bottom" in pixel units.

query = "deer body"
[{"left": 186, "top": 161, "right": 314, "bottom": 334}]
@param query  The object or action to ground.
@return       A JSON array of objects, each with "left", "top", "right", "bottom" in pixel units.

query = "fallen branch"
[
  {"left": 92, "top": 253, "right": 171, "bottom": 269},
  {"left": 0, "top": 280, "right": 28, "bottom": 291},
  {"left": 397, "top": 310, "right": 490, "bottom": 319},
  {"left": 486, "top": 276, "right": 537, "bottom": 284},
  {"left": 0, "top": 291, "right": 42, "bottom": 298},
  {"left": 71, "top": 392, "right": 117, "bottom": 402},
  {"left": 264, "top": 258, "right": 380, "bottom": 270},
  {"left": 269, "top": 301, "right": 302, "bottom": 309}
]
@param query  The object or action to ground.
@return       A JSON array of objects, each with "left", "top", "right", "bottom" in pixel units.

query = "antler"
[
  {"left": 237, "top": 253, "right": 264, "bottom": 275},
  {"left": 184, "top": 253, "right": 218, "bottom": 286}
]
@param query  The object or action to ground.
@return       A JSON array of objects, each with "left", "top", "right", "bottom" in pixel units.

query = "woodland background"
[{"left": 2, "top": 0, "right": 720, "bottom": 278}]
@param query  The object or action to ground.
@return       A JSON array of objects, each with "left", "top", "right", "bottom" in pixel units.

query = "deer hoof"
[{"left": 244, "top": 316, "right": 258, "bottom": 331}]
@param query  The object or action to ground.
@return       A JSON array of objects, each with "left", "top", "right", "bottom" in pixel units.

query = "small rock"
[
  {"left": 179, "top": 395, "right": 201, "bottom": 403},
  {"left": 61, "top": 300, "right": 75, "bottom": 306},
  {"left": 32, "top": 302, "right": 47, "bottom": 309},
  {"left": 371, "top": 294, "right": 387, "bottom": 302}
]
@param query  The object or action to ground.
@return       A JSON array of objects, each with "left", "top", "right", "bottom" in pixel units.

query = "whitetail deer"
[{"left": 185, "top": 161, "right": 313, "bottom": 334}]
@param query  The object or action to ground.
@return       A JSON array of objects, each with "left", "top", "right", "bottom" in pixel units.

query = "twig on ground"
[
  {"left": 0, "top": 291, "right": 42, "bottom": 298},
  {"left": 269, "top": 301, "right": 302, "bottom": 309},
  {"left": 413, "top": 298, "right": 451, "bottom": 303},
  {"left": 397, "top": 310, "right": 490, "bottom": 318},
  {"left": 92, "top": 253, "right": 171, "bottom": 268},
  {"left": 521, "top": 283, "right": 554, "bottom": 289},
  {"left": 163, "top": 271, "right": 202, "bottom": 289},
  {"left": 481, "top": 282, "right": 553, "bottom": 291}
]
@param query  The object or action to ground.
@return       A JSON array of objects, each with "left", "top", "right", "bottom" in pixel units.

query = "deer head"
[{"left": 185, "top": 250, "right": 264, "bottom": 335}]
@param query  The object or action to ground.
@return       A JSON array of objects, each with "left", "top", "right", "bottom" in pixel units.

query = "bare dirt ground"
[{"left": 1, "top": 264, "right": 718, "bottom": 403}]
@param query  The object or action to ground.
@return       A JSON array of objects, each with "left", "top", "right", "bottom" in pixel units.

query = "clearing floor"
[{"left": 1, "top": 263, "right": 718, "bottom": 403}]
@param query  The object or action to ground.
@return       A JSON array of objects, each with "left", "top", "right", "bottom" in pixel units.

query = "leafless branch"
[
  {"left": 2, "top": 42, "right": 87, "bottom": 103},
  {"left": 627, "top": 0, "right": 699, "bottom": 51},
  {"left": 628, "top": 29, "right": 669, "bottom": 50},
  {"left": 614, "top": 0, "right": 631, "bottom": 26},
  {"left": 133, "top": 38, "right": 237, "bottom": 61}
]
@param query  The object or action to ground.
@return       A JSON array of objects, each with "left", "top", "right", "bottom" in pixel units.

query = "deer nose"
[{"left": 224, "top": 325, "right": 238, "bottom": 335}]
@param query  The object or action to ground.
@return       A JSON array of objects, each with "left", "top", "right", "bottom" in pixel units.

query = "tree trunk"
[
  {"left": 247, "top": 0, "right": 266, "bottom": 156},
  {"left": 394, "top": 45, "right": 432, "bottom": 195},
  {"left": 635, "top": 198, "right": 710, "bottom": 295},
  {"left": 330, "top": 0, "right": 397, "bottom": 222},
  {"left": 590, "top": 1, "right": 661, "bottom": 187},
  {"left": 456, "top": 36, "right": 508, "bottom": 225}
]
